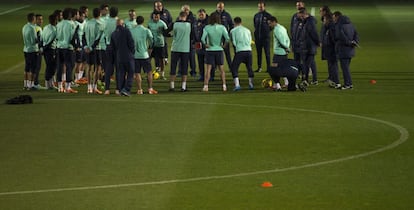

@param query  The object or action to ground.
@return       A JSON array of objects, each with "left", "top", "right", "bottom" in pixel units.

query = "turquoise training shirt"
[
  {"left": 124, "top": 18, "right": 137, "bottom": 30},
  {"left": 273, "top": 24, "right": 290, "bottom": 55},
  {"left": 230, "top": 25, "right": 252, "bottom": 52},
  {"left": 201, "top": 24, "right": 230, "bottom": 51},
  {"left": 84, "top": 18, "right": 105, "bottom": 51},
  {"left": 104, "top": 17, "right": 117, "bottom": 45},
  {"left": 56, "top": 19, "right": 74, "bottom": 49},
  {"left": 41, "top": 24, "right": 57, "bottom": 49},
  {"left": 130, "top": 24, "right": 153, "bottom": 59},
  {"left": 171, "top": 21, "right": 191, "bottom": 53},
  {"left": 22, "top": 22, "right": 39, "bottom": 53},
  {"left": 148, "top": 19, "right": 168, "bottom": 48}
]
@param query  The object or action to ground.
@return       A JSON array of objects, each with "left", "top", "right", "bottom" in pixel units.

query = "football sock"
[
  {"left": 234, "top": 77, "right": 240, "bottom": 87},
  {"left": 248, "top": 77, "right": 254, "bottom": 87},
  {"left": 182, "top": 81, "right": 186, "bottom": 90},
  {"left": 275, "top": 83, "right": 281, "bottom": 89},
  {"left": 170, "top": 81, "right": 175, "bottom": 89},
  {"left": 283, "top": 77, "right": 289, "bottom": 86}
]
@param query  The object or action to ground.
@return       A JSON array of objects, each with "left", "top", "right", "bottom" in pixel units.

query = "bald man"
[
  {"left": 214, "top": 2, "right": 234, "bottom": 69},
  {"left": 151, "top": 1, "right": 173, "bottom": 65},
  {"left": 110, "top": 19, "right": 135, "bottom": 96}
]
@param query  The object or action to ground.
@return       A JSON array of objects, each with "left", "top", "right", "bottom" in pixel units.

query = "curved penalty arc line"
[{"left": 0, "top": 100, "right": 409, "bottom": 196}]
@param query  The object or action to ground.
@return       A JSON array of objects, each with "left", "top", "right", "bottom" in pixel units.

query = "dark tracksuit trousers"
[
  {"left": 43, "top": 48, "right": 56, "bottom": 81},
  {"left": 268, "top": 59, "right": 301, "bottom": 91},
  {"left": 231, "top": 51, "right": 254, "bottom": 78}
]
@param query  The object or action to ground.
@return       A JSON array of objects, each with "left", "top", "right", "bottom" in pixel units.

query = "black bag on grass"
[{"left": 5, "top": 95, "right": 33, "bottom": 104}]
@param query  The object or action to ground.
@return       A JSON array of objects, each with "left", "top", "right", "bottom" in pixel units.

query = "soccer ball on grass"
[{"left": 261, "top": 78, "right": 273, "bottom": 88}]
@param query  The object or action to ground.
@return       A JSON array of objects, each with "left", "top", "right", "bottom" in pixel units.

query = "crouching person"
[{"left": 267, "top": 59, "right": 306, "bottom": 92}]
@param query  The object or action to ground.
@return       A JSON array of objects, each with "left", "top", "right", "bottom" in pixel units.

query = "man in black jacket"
[
  {"left": 111, "top": 19, "right": 135, "bottom": 96},
  {"left": 296, "top": 7, "right": 320, "bottom": 85},
  {"left": 333, "top": 11, "right": 359, "bottom": 90},
  {"left": 253, "top": 1, "right": 272, "bottom": 73},
  {"left": 290, "top": 1, "right": 305, "bottom": 64},
  {"left": 195, "top": 9, "right": 210, "bottom": 81},
  {"left": 320, "top": 13, "right": 340, "bottom": 88},
  {"left": 214, "top": 1, "right": 234, "bottom": 69}
]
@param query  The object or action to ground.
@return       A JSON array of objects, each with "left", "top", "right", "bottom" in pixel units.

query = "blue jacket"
[
  {"left": 254, "top": 10, "right": 272, "bottom": 40},
  {"left": 297, "top": 16, "right": 319, "bottom": 55},
  {"left": 214, "top": 10, "right": 234, "bottom": 32},
  {"left": 110, "top": 25, "right": 135, "bottom": 63},
  {"left": 321, "top": 21, "right": 336, "bottom": 60},
  {"left": 195, "top": 15, "right": 209, "bottom": 53},
  {"left": 290, "top": 13, "right": 302, "bottom": 53},
  {"left": 334, "top": 15, "right": 359, "bottom": 59}
]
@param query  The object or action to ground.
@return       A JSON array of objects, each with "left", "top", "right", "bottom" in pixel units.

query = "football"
[
  {"left": 153, "top": 71, "right": 160, "bottom": 80},
  {"left": 261, "top": 78, "right": 273, "bottom": 88}
]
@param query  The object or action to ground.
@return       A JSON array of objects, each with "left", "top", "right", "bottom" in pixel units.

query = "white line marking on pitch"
[
  {"left": 0, "top": 5, "right": 31, "bottom": 15},
  {"left": 0, "top": 62, "right": 24, "bottom": 74},
  {"left": 0, "top": 99, "right": 409, "bottom": 196}
]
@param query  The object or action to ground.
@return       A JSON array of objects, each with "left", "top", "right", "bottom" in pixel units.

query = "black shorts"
[
  {"left": 87, "top": 50, "right": 105, "bottom": 66},
  {"left": 151, "top": 47, "right": 164, "bottom": 59},
  {"left": 75, "top": 49, "right": 86, "bottom": 63},
  {"left": 134, "top": 58, "right": 151, "bottom": 73},
  {"left": 205, "top": 51, "right": 224, "bottom": 66},
  {"left": 24, "top": 52, "right": 39, "bottom": 73},
  {"left": 272, "top": 54, "right": 288, "bottom": 64}
]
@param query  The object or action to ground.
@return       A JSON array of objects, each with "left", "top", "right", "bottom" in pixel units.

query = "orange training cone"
[{"left": 261, "top": 181, "right": 273, "bottom": 188}]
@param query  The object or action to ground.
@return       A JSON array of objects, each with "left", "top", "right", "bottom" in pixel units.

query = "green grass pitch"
[{"left": 0, "top": 1, "right": 414, "bottom": 209}]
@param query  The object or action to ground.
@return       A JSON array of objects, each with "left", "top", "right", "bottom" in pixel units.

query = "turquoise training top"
[
  {"left": 41, "top": 24, "right": 57, "bottom": 49},
  {"left": 104, "top": 17, "right": 117, "bottom": 45},
  {"left": 148, "top": 19, "right": 168, "bottom": 48},
  {"left": 171, "top": 21, "right": 191, "bottom": 53},
  {"left": 201, "top": 24, "right": 230, "bottom": 52},
  {"left": 273, "top": 24, "right": 290, "bottom": 55},
  {"left": 230, "top": 25, "right": 252, "bottom": 52},
  {"left": 56, "top": 19, "right": 74, "bottom": 49},
  {"left": 130, "top": 24, "right": 153, "bottom": 59},
  {"left": 22, "top": 22, "right": 39, "bottom": 53}
]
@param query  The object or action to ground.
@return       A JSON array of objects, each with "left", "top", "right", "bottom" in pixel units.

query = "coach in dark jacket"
[
  {"left": 195, "top": 9, "right": 210, "bottom": 81},
  {"left": 214, "top": 2, "right": 234, "bottom": 68},
  {"left": 111, "top": 19, "right": 135, "bottom": 96},
  {"left": 333, "top": 11, "right": 359, "bottom": 89},
  {"left": 253, "top": 2, "right": 272, "bottom": 72},
  {"left": 321, "top": 14, "right": 339, "bottom": 87},
  {"left": 290, "top": 1, "right": 305, "bottom": 63},
  {"left": 297, "top": 8, "right": 320, "bottom": 84}
]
